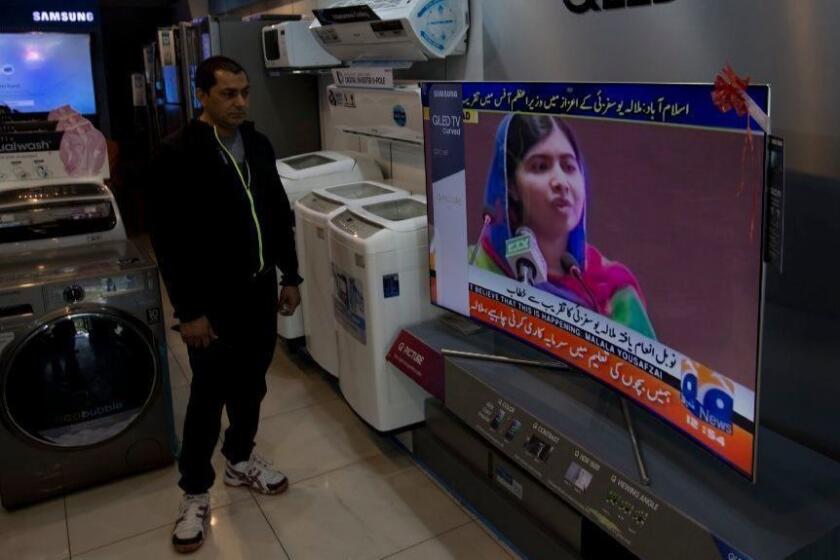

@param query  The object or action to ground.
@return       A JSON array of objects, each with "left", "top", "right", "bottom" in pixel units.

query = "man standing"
[{"left": 148, "top": 56, "right": 301, "bottom": 553}]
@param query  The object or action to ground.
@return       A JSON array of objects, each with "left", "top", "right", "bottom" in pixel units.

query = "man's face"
[{"left": 196, "top": 70, "right": 250, "bottom": 129}]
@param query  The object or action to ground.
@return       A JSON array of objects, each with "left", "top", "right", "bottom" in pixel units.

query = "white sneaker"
[
  {"left": 172, "top": 493, "right": 210, "bottom": 554},
  {"left": 223, "top": 452, "right": 288, "bottom": 495}
]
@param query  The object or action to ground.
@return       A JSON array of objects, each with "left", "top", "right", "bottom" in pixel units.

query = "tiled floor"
[{"left": 1, "top": 273, "right": 517, "bottom": 560}]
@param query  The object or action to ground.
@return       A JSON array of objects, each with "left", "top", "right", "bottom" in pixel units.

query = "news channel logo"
[{"left": 680, "top": 359, "right": 735, "bottom": 434}]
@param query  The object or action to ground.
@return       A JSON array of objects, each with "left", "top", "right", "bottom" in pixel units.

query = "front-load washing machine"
[
  {"left": 295, "top": 181, "right": 409, "bottom": 377},
  {"left": 274, "top": 151, "right": 382, "bottom": 342},
  {"left": 0, "top": 180, "right": 126, "bottom": 256},
  {"left": 328, "top": 195, "right": 439, "bottom": 430},
  {"left": 0, "top": 240, "right": 175, "bottom": 509}
]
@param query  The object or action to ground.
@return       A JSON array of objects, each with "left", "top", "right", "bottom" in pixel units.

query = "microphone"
[
  {"left": 560, "top": 253, "right": 582, "bottom": 277},
  {"left": 505, "top": 227, "right": 548, "bottom": 285},
  {"left": 561, "top": 253, "right": 601, "bottom": 314}
]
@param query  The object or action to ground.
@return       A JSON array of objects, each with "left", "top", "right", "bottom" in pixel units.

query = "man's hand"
[
  {"left": 278, "top": 286, "right": 301, "bottom": 316},
  {"left": 180, "top": 316, "right": 218, "bottom": 349}
]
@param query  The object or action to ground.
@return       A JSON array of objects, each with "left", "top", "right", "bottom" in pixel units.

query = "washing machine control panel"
[
  {"left": 332, "top": 210, "right": 382, "bottom": 239},
  {"left": 298, "top": 193, "right": 342, "bottom": 214},
  {"left": 48, "top": 273, "right": 146, "bottom": 308},
  {"left": 0, "top": 183, "right": 108, "bottom": 206}
]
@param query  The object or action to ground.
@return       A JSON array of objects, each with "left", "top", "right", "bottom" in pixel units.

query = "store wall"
[
  {"left": 186, "top": 0, "right": 210, "bottom": 18},
  {"left": 483, "top": 0, "right": 840, "bottom": 179}
]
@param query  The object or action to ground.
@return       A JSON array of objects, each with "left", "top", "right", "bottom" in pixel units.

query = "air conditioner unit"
[
  {"left": 310, "top": 0, "right": 469, "bottom": 65},
  {"left": 326, "top": 84, "right": 423, "bottom": 145},
  {"left": 262, "top": 20, "right": 342, "bottom": 69}
]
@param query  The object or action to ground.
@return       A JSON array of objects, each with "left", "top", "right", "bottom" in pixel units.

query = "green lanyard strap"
[{"left": 213, "top": 126, "right": 265, "bottom": 274}]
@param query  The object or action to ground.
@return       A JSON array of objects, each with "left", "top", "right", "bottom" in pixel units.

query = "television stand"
[
  {"left": 400, "top": 320, "right": 840, "bottom": 560},
  {"left": 441, "top": 348, "right": 651, "bottom": 487}
]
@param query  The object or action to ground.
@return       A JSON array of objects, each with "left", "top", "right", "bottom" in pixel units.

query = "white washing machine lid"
[
  {"left": 315, "top": 180, "right": 407, "bottom": 206},
  {"left": 296, "top": 192, "right": 344, "bottom": 216},
  {"left": 348, "top": 195, "right": 428, "bottom": 233},
  {"left": 276, "top": 150, "right": 355, "bottom": 180}
]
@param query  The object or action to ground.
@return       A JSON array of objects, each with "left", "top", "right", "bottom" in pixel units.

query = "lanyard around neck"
[
  {"left": 212, "top": 125, "right": 265, "bottom": 272},
  {"left": 213, "top": 126, "right": 251, "bottom": 189}
]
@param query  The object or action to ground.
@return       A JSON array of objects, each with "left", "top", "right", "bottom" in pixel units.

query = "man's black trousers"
[{"left": 177, "top": 269, "right": 278, "bottom": 495}]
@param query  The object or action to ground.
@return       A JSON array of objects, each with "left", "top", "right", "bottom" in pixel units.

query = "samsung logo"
[
  {"left": 32, "top": 10, "right": 95, "bottom": 23},
  {"left": 433, "top": 89, "right": 459, "bottom": 98}
]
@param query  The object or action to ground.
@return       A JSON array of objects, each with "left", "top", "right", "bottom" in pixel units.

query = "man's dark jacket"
[{"left": 148, "top": 119, "right": 301, "bottom": 323}]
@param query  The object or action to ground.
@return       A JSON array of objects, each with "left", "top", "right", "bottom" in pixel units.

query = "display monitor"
[
  {"left": 0, "top": 33, "right": 97, "bottom": 115},
  {"left": 423, "top": 82, "right": 770, "bottom": 480}
]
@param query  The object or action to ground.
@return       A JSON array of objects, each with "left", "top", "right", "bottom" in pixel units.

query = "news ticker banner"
[
  {"left": 422, "top": 82, "right": 770, "bottom": 132},
  {"left": 469, "top": 267, "right": 756, "bottom": 477}
]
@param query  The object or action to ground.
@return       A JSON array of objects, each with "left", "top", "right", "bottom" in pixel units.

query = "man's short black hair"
[{"left": 194, "top": 56, "right": 248, "bottom": 93}]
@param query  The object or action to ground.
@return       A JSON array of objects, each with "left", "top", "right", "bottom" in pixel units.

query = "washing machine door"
[{"left": 1, "top": 306, "right": 159, "bottom": 448}]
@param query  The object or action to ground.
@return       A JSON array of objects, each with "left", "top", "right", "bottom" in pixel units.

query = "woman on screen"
[{"left": 471, "top": 113, "right": 656, "bottom": 338}]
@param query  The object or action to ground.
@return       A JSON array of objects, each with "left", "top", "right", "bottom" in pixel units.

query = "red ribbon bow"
[
  {"left": 712, "top": 64, "right": 750, "bottom": 117},
  {"left": 711, "top": 64, "right": 760, "bottom": 241}
]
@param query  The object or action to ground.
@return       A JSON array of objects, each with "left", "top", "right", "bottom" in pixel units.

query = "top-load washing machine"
[
  {"left": 276, "top": 151, "right": 382, "bottom": 203},
  {"left": 0, "top": 240, "right": 175, "bottom": 508},
  {"left": 295, "top": 181, "right": 409, "bottom": 377},
  {"left": 274, "top": 151, "right": 382, "bottom": 342},
  {"left": 328, "top": 195, "right": 439, "bottom": 430},
  {"left": 0, "top": 180, "right": 126, "bottom": 256}
]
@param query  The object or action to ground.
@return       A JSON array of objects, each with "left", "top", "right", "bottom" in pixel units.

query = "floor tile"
[
  {"left": 165, "top": 330, "right": 191, "bottom": 382},
  {"left": 66, "top": 452, "right": 250, "bottom": 555},
  {"left": 258, "top": 346, "right": 340, "bottom": 420},
  {"left": 73, "top": 499, "right": 288, "bottom": 560},
  {"left": 258, "top": 455, "right": 468, "bottom": 560},
  {"left": 0, "top": 496, "right": 69, "bottom": 560},
  {"left": 166, "top": 349, "right": 190, "bottom": 389},
  {"left": 385, "top": 522, "right": 514, "bottom": 560},
  {"left": 248, "top": 398, "right": 393, "bottom": 484},
  {"left": 412, "top": 461, "right": 479, "bottom": 522}
]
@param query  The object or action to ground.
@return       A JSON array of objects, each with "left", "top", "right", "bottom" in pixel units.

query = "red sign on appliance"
[{"left": 386, "top": 330, "right": 445, "bottom": 401}]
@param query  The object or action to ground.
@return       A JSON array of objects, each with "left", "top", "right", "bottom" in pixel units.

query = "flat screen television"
[
  {"left": 0, "top": 32, "right": 97, "bottom": 115},
  {"left": 423, "top": 82, "right": 770, "bottom": 480}
]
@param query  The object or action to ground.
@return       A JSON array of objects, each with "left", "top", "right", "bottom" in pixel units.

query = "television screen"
[
  {"left": 0, "top": 33, "right": 97, "bottom": 114},
  {"left": 423, "top": 82, "right": 770, "bottom": 480}
]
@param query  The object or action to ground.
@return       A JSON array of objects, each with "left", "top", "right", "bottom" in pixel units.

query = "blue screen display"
[{"left": 0, "top": 33, "right": 97, "bottom": 114}]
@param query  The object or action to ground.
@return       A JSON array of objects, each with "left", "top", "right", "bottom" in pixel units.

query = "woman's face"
[{"left": 512, "top": 125, "right": 585, "bottom": 240}]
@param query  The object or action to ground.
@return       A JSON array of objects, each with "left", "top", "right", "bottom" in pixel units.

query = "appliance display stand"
[
  {"left": 441, "top": 348, "right": 652, "bottom": 487},
  {"left": 399, "top": 319, "right": 840, "bottom": 560}
]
